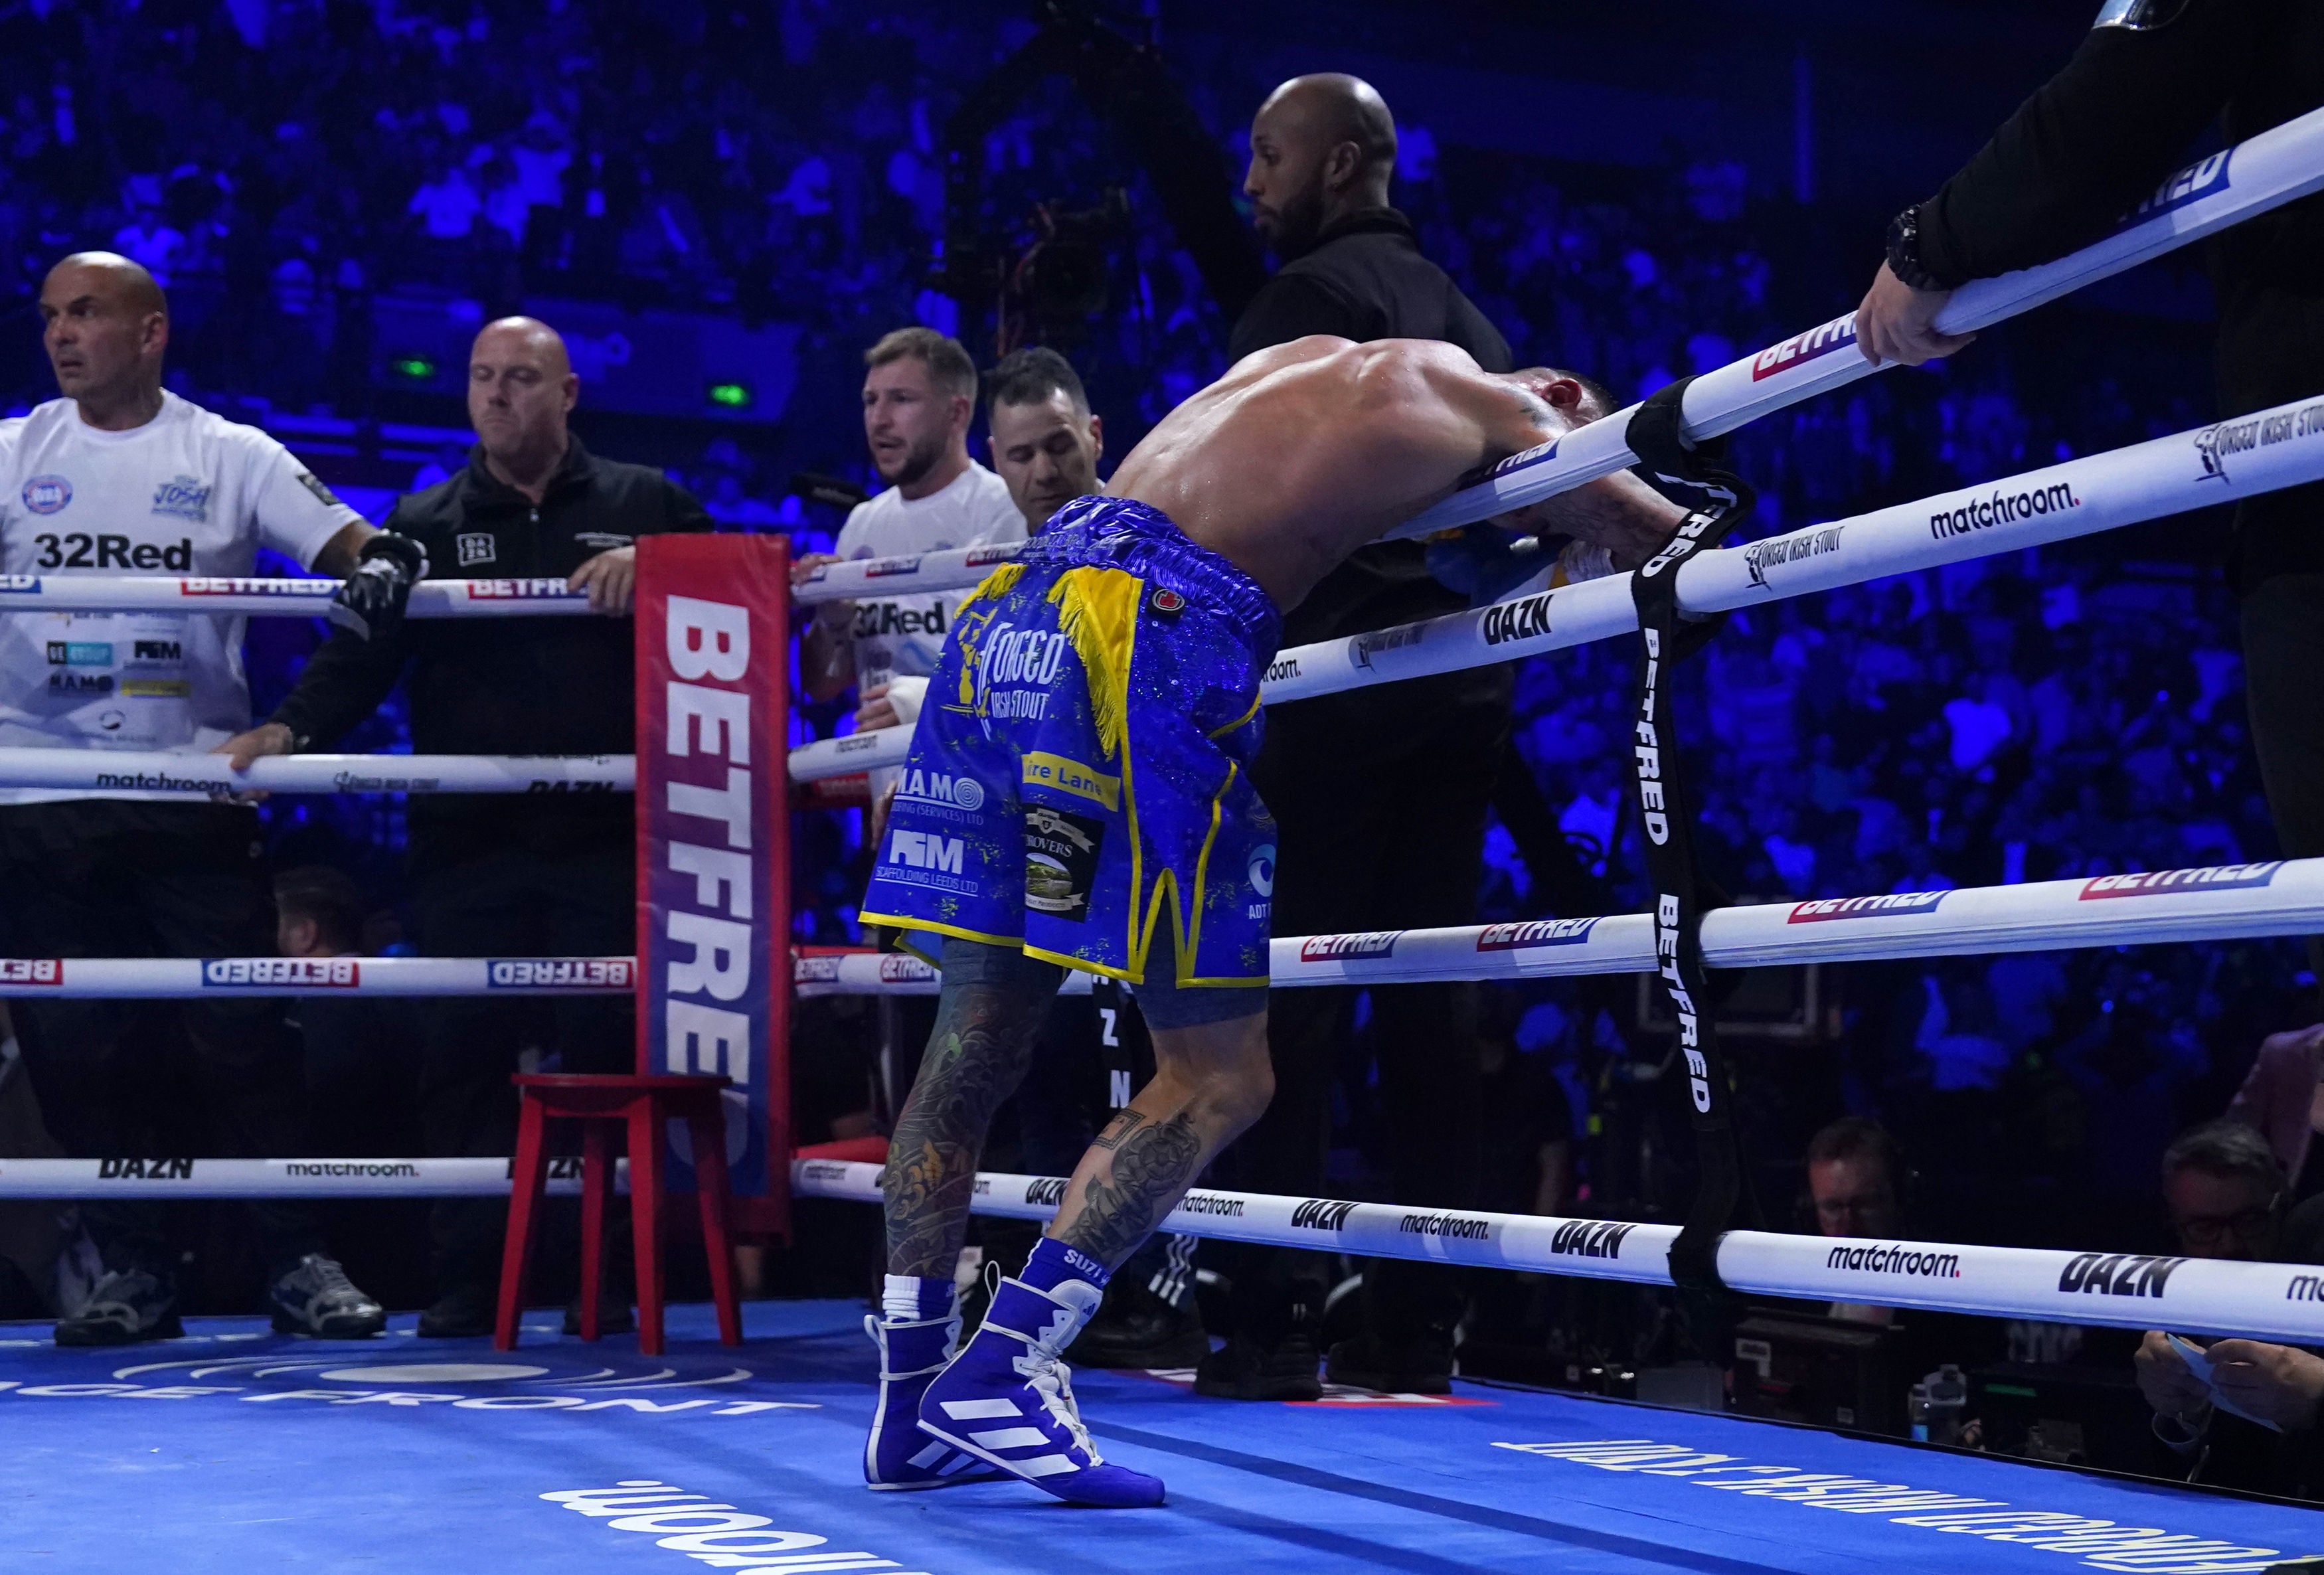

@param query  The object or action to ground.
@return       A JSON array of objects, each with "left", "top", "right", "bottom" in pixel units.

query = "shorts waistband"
[{"left": 1027, "top": 495, "right": 1280, "bottom": 641}]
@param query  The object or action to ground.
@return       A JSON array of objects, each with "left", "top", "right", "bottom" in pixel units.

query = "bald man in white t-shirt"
[{"left": 0, "top": 253, "right": 389, "bottom": 1346}]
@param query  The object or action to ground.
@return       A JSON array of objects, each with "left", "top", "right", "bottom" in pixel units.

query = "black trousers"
[
  {"left": 0, "top": 801, "right": 318, "bottom": 1280},
  {"left": 414, "top": 837, "right": 633, "bottom": 1292},
  {"left": 1222, "top": 664, "right": 1511, "bottom": 1340},
  {"left": 2243, "top": 571, "right": 2324, "bottom": 987}
]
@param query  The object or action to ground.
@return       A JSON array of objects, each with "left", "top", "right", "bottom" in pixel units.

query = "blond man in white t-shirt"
[
  {"left": 790, "top": 327, "right": 1023, "bottom": 743},
  {"left": 0, "top": 253, "right": 390, "bottom": 1346}
]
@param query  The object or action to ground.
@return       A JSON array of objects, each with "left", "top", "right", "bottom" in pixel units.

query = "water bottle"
[
  {"left": 1908, "top": 1381, "right": 1933, "bottom": 1442},
  {"left": 1925, "top": 1364, "right": 1968, "bottom": 1446}
]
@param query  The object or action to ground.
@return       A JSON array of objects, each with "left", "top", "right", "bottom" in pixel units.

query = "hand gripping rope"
[{"left": 1620, "top": 379, "right": 1762, "bottom": 1299}]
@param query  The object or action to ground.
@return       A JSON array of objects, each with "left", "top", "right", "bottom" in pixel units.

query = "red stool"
[{"left": 495, "top": 1073, "right": 743, "bottom": 1357}]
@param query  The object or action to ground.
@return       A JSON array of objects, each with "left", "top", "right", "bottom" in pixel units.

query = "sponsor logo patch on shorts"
[{"left": 1025, "top": 805, "right": 1104, "bottom": 922}]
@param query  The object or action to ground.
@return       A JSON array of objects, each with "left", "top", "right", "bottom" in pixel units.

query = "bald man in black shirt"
[{"left": 1200, "top": 73, "right": 1513, "bottom": 1400}]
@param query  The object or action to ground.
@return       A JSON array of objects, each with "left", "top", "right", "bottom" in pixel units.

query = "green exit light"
[
  {"left": 707, "top": 381, "right": 752, "bottom": 409},
  {"left": 390, "top": 355, "right": 438, "bottom": 381}
]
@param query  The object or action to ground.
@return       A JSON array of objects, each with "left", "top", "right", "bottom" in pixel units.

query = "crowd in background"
[{"left": 0, "top": 0, "right": 2305, "bottom": 1324}]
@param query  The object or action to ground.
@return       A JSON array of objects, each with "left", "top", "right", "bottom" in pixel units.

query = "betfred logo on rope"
[
  {"left": 1476, "top": 918, "right": 1598, "bottom": 952},
  {"left": 2129, "top": 149, "right": 2231, "bottom": 224},
  {"left": 1787, "top": 891, "right": 1950, "bottom": 924},
  {"left": 203, "top": 958, "right": 359, "bottom": 987},
  {"left": 488, "top": 959, "right": 635, "bottom": 989},
  {"left": 2081, "top": 863, "right": 2282, "bottom": 900},
  {"left": 1749, "top": 313, "right": 1859, "bottom": 382},
  {"left": 1298, "top": 932, "right": 1401, "bottom": 963},
  {"left": 0, "top": 959, "right": 60, "bottom": 985}
]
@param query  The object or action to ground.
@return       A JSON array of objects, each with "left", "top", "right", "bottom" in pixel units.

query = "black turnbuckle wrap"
[{"left": 1620, "top": 378, "right": 1760, "bottom": 1297}]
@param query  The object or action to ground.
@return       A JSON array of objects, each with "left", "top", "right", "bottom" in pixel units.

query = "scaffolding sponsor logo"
[
  {"left": 1476, "top": 918, "right": 1598, "bottom": 953},
  {"left": 99, "top": 1157, "right": 193, "bottom": 1179},
  {"left": 1352, "top": 623, "right": 1425, "bottom": 669},
  {"left": 0, "top": 959, "right": 60, "bottom": 984},
  {"left": 1499, "top": 1438, "right": 2285, "bottom": 1570},
  {"left": 204, "top": 957, "right": 359, "bottom": 987},
  {"left": 465, "top": 579, "right": 583, "bottom": 600},
  {"left": 1550, "top": 1220, "right": 1638, "bottom": 1260},
  {"left": 2081, "top": 863, "right": 2282, "bottom": 899},
  {"left": 1751, "top": 313, "right": 1858, "bottom": 382},
  {"left": 1025, "top": 1177, "right": 1069, "bottom": 1207},
  {"left": 2130, "top": 149, "right": 2231, "bottom": 224},
  {"left": 1400, "top": 1212, "right": 1490, "bottom": 1241},
  {"left": 1291, "top": 1198, "right": 1358, "bottom": 1232},
  {"left": 1929, "top": 483, "right": 2080, "bottom": 541},
  {"left": 886, "top": 830, "right": 964, "bottom": 874},
  {"left": 1744, "top": 525, "right": 1844, "bottom": 587},
  {"left": 1787, "top": 891, "right": 1948, "bottom": 923},
  {"left": 1482, "top": 592, "right": 1554, "bottom": 647},
  {"left": 284, "top": 1162, "right": 419, "bottom": 1179},
  {"left": 1175, "top": 1192, "right": 1245, "bottom": 1219},
  {"left": 2058, "top": 1252, "right": 2185, "bottom": 1299},
  {"left": 544, "top": 1482, "right": 911, "bottom": 1569},
  {"left": 1298, "top": 932, "right": 1400, "bottom": 963},
  {"left": 488, "top": 959, "right": 635, "bottom": 989},
  {"left": 1824, "top": 1242, "right": 1961, "bottom": 1279}
]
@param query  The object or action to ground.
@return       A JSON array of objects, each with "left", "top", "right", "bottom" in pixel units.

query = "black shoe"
[
  {"left": 563, "top": 1291, "right": 636, "bottom": 1337},
  {"left": 1192, "top": 1330, "right": 1321, "bottom": 1401},
  {"left": 416, "top": 1282, "right": 497, "bottom": 1339},
  {"left": 271, "top": 1254, "right": 387, "bottom": 1338},
  {"left": 1325, "top": 1331, "right": 1454, "bottom": 1395},
  {"left": 55, "top": 1268, "right": 182, "bottom": 1347},
  {"left": 1067, "top": 1276, "right": 1210, "bottom": 1369}
]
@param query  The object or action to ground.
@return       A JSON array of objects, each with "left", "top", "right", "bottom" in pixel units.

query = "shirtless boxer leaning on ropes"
[{"left": 854, "top": 334, "right": 1686, "bottom": 1507}]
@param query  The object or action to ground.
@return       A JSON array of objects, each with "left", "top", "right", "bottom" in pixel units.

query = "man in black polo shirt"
[
  {"left": 222, "top": 316, "right": 710, "bottom": 1334},
  {"left": 1200, "top": 74, "right": 1513, "bottom": 1400}
]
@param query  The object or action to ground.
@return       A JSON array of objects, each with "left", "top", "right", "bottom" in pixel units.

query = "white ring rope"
[
  {"left": 787, "top": 389, "right": 2324, "bottom": 782},
  {"left": 0, "top": 748, "right": 634, "bottom": 796},
  {"left": 0, "top": 955, "right": 633, "bottom": 997},
  {"left": 788, "top": 1159, "right": 2324, "bottom": 1345},
  {"left": 0, "top": 1147, "right": 2299, "bottom": 1340},
  {"left": 776, "top": 110, "right": 2324, "bottom": 615},
  {"left": 792, "top": 859, "right": 2324, "bottom": 993},
  {"left": 18, "top": 856, "right": 2310, "bottom": 999},
  {"left": 0, "top": 575, "right": 594, "bottom": 617},
  {"left": 0, "top": 1158, "right": 602, "bottom": 1198}
]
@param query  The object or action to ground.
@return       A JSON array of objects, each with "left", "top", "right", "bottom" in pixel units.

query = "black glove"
[{"left": 327, "top": 532, "right": 426, "bottom": 642}]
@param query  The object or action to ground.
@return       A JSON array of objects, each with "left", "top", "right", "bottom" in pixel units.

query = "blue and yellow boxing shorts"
[{"left": 859, "top": 495, "right": 1281, "bottom": 992}]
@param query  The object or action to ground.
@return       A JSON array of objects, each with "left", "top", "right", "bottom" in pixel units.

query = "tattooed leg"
[
  {"left": 881, "top": 938, "right": 1060, "bottom": 1277},
  {"left": 1050, "top": 1006, "right": 1272, "bottom": 1269}
]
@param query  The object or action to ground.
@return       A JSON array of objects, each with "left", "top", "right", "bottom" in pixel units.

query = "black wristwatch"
[{"left": 1884, "top": 205, "right": 1948, "bottom": 293}]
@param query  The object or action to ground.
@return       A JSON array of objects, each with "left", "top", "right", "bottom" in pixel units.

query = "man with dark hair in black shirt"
[
  {"left": 1854, "top": 0, "right": 2324, "bottom": 992},
  {"left": 220, "top": 316, "right": 712, "bottom": 1335},
  {"left": 1201, "top": 72, "right": 1515, "bottom": 1401}
]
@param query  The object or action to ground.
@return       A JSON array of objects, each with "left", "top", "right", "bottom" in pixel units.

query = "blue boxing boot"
[
  {"left": 916, "top": 1238, "right": 1165, "bottom": 1507},
  {"left": 863, "top": 1275, "right": 996, "bottom": 1490}
]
